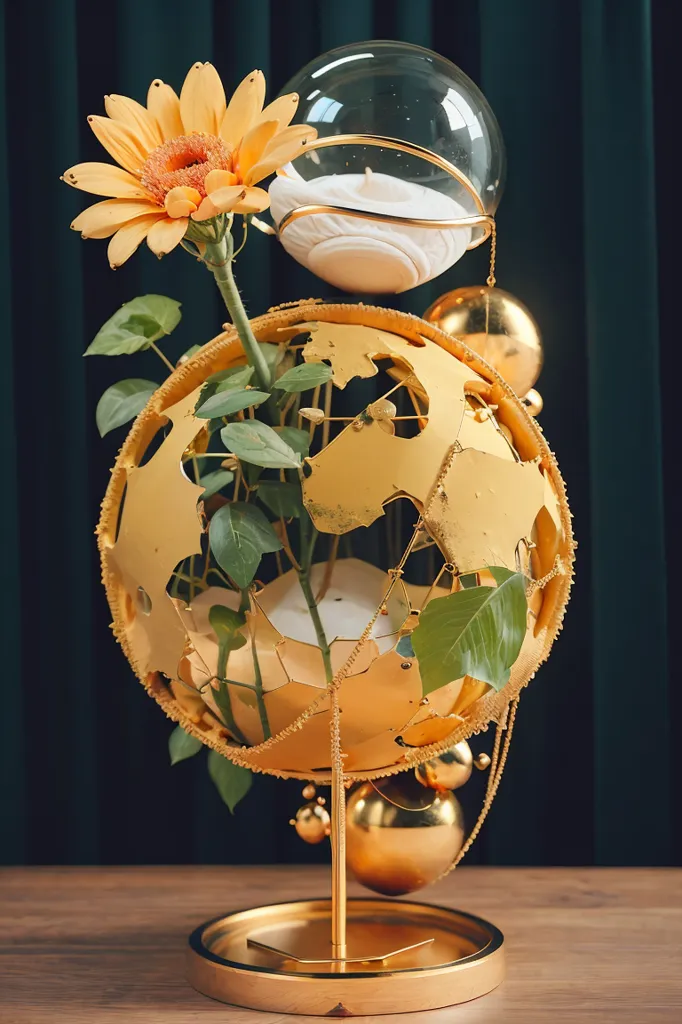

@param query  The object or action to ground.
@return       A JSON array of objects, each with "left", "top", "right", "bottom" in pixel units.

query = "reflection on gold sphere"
[
  {"left": 424, "top": 286, "right": 543, "bottom": 398},
  {"left": 346, "top": 775, "right": 465, "bottom": 895},
  {"left": 522, "top": 388, "right": 543, "bottom": 417},
  {"left": 415, "top": 740, "right": 473, "bottom": 791},
  {"left": 291, "top": 801, "right": 331, "bottom": 844}
]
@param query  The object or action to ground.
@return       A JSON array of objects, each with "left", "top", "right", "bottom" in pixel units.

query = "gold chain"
[
  {"left": 486, "top": 220, "right": 497, "bottom": 288},
  {"left": 438, "top": 694, "right": 520, "bottom": 879},
  {"left": 220, "top": 520, "right": 424, "bottom": 768}
]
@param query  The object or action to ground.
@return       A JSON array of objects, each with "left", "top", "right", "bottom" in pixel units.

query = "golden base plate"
[{"left": 187, "top": 897, "right": 504, "bottom": 1016}]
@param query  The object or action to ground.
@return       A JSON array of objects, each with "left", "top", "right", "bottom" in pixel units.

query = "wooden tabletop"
[{"left": 1, "top": 866, "right": 680, "bottom": 1022}]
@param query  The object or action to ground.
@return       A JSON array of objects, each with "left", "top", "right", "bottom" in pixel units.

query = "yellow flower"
[{"left": 63, "top": 63, "right": 316, "bottom": 268}]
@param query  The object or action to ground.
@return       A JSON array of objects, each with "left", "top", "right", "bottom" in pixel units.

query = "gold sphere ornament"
[
  {"left": 99, "top": 302, "right": 573, "bottom": 783},
  {"left": 424, "top": 286, "right": 543, "bottom": 400},
  {"left": 290, "top": 801, "right": 331, "bottom": 844},
  {"left": 346, "top": 775, "right": 465, "bottom": 895},
  {"left": 415, "top": 740, "right": 473, "bottom": 791}
]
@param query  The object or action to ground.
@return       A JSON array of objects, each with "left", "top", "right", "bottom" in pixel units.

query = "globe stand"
[{"left": 186, "top": 760, "right": 506, "bottom": 1015}]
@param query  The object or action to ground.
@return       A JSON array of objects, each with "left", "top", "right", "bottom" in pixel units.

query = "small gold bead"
[
  {"left": 474, "top": 752, "right": 492, "bottom": 771},
  {"left": 367, "top": 398, "right": 397, "bottom": 422},
  {"left": 299, "top": 407, "right": 325, "bottom": 424},
  {"left": 302, "top": 783, "right": 316, "bottom": 800}
]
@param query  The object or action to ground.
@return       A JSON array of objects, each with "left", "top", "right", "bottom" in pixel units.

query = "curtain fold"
[
  {"left": 581, "top": 0, "right": 670, "bottom": 864},
  {"left": 0, "top": 0, "right": 674, "bottom": 867}
]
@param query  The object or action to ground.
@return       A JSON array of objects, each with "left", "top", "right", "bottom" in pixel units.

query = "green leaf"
[
  {"left": 410, "top": 567, "right": 528, "bottom": 695},
  {"left": 209, "top": 501, "right": 283, "bottom": 588},
  {"left": 168, "top": 725, "right": 202, "bottom": 765},
  {"left": 200, "top": 468, "right": 235, "bottom": 500},
  {"left": 257, "top": 480, "right": 303, "bottom": 519},
  {"left": 195, "top": 389, "right": 270, "bottom": 420},
  {"left": 275, "top": 426, "right": 311, "bottom": 457},
  {"left": 395, "top": 634, "right": 415, "bottom": 658},
  {"left": 273, "top": 362, "right": 333, "bottom": 393},
  {"left": 95, "top": 378, "right": 158, "bottom": 437},
  {"left": 209, "top": 604, "right": 247, "bottom": 677},
  {"left": 213, "top": 365, "right": 255, "bottom": 388},
  {"left": 262, "top": 343, "right": 286, "bottom": 375},
  {"left": 207, "top": 749, "right": 253, "bottom": 813},
  {"left": 85, "top": 295, "right": 181, "bottom": 356},
  {"left": 208, "top": 604, "right": 245, "bottom": 637},
  {"left": 221, "top": 421, "right": 302, "bottom": 469},
  {"left": 179, "top": 344, "right": 201, "bottom": 362},
  {"left": 243, "top": 462, "right": 263, "bottom": 487},
  {"left": 195, "top": 365, "right": 256, "bottom": 413}
]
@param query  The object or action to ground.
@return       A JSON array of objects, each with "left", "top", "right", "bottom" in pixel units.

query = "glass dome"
[{"left": 269, "top": 41, "right": 506, "bottom": 294}]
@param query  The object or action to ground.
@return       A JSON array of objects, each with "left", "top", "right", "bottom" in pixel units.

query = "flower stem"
[
  {"left": 149, "top": 341, "right": 175, "bottom": 373},
  {"left": 203, "top": 232, "right": 271, "bottom": 392},
  {"left": 251, "top": 639, "right": 271, "bottom": 740},
  {"left": 298, "top": 513, "right": 333, "bottom": 685},
  {"left": 240, "top": 588, "right": 271, "bottom": 740}
]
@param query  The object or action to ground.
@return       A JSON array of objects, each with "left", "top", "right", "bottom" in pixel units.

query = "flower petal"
[
  {"left": 164, "top": 186, "right": 201, "bottom": 218},
  {"left": 262, "top": 123, "right": 317, "bottom": 158},
  {"left": 204, "top": 168, "right": 238, "bottom": 193},
  {"left": 236, "top": 120, "right": 279, "bottom": 178},
  {"left": 180, "top": 61, "right": 226, "bottom": 135},
  {"left": 147, "top": 216, "right": 188, "bottom": 257},
  {"left": 192, "top": 186, "right": 246, "bottom": 221},
  {"left": 220, "top": 69, "right": 265, "bottom": 150},
  {"left": 107, "top": 214, "right": 166, "bottom": 268},
  {"left": 232, "top": 186, "right": 270, "bottom": 214},
  {"left": 62, "top": 162, "right": 153, "bottom": 198},
  {"left": 147, "top": 80, "right": 184, "bottom": 140},
  {"left": 88, "top": 115, "right": 150, "bottom": 173},
  {"left": 71, "top": 198, "right": 161, "bottom": 238},
  {"left": 244, "top": 125, "right": 317, "bottom": 185},
  {"left": 256, "top": 92, "right": 299, "bottom": 131},
  {"left": 104, "top": 94, "right": 163, "bottom": 152}
]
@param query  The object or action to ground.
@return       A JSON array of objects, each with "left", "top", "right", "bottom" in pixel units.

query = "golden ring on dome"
[{"left": 253, "top": 134, "right": 495, "bottom": 248}]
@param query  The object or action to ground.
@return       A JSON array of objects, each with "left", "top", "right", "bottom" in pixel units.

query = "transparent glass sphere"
[{"left": 269, "top": 41, "right": 506, "bottom": 294}]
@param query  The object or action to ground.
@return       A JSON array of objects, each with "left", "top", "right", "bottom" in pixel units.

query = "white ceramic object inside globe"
[
  {"left": 269, "top": 40, "right": 505, "bottom": 294},
  {"left": 270, "top": 168, "right": 471, "bottom": 294}
]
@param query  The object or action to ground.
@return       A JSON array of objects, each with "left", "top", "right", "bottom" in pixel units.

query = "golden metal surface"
[
  {"left": 416, "top": 740, "right": 474, "bottom": 791},
  {"left": 187, "top": 897, "right": 504, "bottom": 1016},
  {"left": 246, "top": 935, "right": 434, "bottom": 965},
  {"left": 346, "top": 777, "right": 465, "bottom": 896},
  {"left": 523, "top": 387, "right": 544, "bottom": 416},
  {"left": 99, "top": 302, "right": 574, "bottom": 784},
  {"left": 424, "top": 285, "right": 544, "bottom": 398},
  {"left": 291, "top": 801, "right": 330, "bottom": 844},
  {"left": 330, "top": 686, "right": 347, "bottom": 959},
  {"left": 277, "top": 203, "right": 494, "bottom": 243}
]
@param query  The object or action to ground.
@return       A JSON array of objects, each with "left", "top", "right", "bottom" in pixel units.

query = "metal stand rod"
[{"left": 330, "top": 689, "right": 347, "bottom": 962}]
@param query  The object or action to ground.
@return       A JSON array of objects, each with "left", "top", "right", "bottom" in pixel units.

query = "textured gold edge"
[{"left": 97, "top": 302, "right": 575, "bottom": 784}]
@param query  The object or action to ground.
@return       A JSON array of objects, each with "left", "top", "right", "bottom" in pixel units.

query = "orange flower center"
[{"left": 140, "top": 134, "right": 232, "bottom": 203}]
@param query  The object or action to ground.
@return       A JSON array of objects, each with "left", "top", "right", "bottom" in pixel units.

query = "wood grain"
[{"left": 1, "top": 866, "right": 681, "bottom": 1022}]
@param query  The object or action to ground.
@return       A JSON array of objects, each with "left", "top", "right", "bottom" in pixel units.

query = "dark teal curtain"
[{"left": 1, "top": 0, "right": 675, "bottom": 867}]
